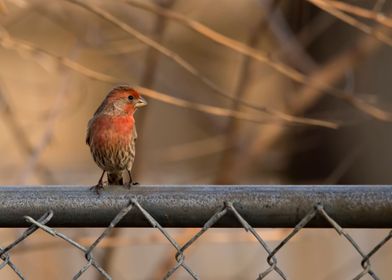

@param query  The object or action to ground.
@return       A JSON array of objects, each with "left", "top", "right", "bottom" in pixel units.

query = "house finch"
[{"left": 86, "top": 85, "right": 147, "bottom": 194}]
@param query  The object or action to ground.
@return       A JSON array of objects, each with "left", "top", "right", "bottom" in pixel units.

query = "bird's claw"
[
  {"left": 125, "top": 181, "right": 139, "bottom": 189},
  {"left": 90, "top": 183, "right": 104, "bottom": 195}
]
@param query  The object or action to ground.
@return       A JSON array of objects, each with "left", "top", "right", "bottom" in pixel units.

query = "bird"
[{"left": 86, "top": 85, "right": 147, "bottom": 194}]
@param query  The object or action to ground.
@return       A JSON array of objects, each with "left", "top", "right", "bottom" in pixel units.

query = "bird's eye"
[{"left": 128, "top": 95, "right": 134, "bottom": 101}]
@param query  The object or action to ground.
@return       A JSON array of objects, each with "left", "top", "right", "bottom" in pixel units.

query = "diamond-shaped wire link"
[
  {"left": 360, "top": 230, "right": 392, "bottom": 269},
  {"left": 316, "top": 205, "right": 379, "bottom": 279},
  {"left": 225, "top": 202, "right": 287, "bottom": 279},
  {"left": 25, "top": 200, "right": 136, "bottom": 280},
  {"left": 130, "top": 198, "right": 199, "bottom": 279},
  {"left": 0, "top": 211, "right": 53, "bottom": 279}
]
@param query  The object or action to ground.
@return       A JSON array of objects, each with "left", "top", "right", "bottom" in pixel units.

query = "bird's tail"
[{"left": 107, "top": 172, "right": 123, "bottom": 185}]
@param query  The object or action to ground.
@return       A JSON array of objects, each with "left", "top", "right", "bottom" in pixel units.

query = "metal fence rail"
[
  {"left": 0, "top": 185, "right": 392, "bottom": 279},
  {"left": 1, "top": 185, "right": 392, "bottom": 227}
]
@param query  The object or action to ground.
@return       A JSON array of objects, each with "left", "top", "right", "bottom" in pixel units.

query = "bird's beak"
[{"left": 135, "top": 97, "right": 147, "bottom": 108}]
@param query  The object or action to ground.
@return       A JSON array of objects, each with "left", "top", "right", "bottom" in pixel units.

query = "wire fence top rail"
[{"left": 0, "top": 185, "right": 391, "bottom": 228}]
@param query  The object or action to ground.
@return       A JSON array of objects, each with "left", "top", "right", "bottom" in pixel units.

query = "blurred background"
[{"left": 0, "top": 0, "right": 392, "bottom": 279}]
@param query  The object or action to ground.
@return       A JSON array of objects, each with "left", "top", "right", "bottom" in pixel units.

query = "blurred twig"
[
  {"left": 236, "top": 25, "right": 387, "bottom": 181},
  {"left": 65, "top": 0, "right": 276, "bottom": 114},
  {"left": 326, "top": 1, "right": 392, "bottom": 29},
  {"left": 122, "top": 0, "right": 392, "bottom": 122},
  {"left": 160, "top": 135, "right": 226, "bottom": 162},
  {"left": 140, "top": 0, "right": 175, "bottom": 87},
  {"left": 261, "top": 0, "right": 317, "bottom": 73},
  {"left": 215, "top": 11, "right": 267, "bottom": 184},
  {"left": 373, "top": 0, "right": 386, "bottom": 13},
  {"left": 149, "top": 228, "right": 198, "bottom": 280},
  {"left": 65, "top": 0, "right": 343, "bottom": 128},
  {"left": 132, "top": 0, "right": 175, "bottom": 176},
  {"left": 0, "top": 86, "right": 56, "bottom": 184},
  {"left": 17, "top": 43, "right": 79, "bottom": 184},
  {"left": 296, "top": 12, "right": 336, "bottom": 48},
  {"left": 324, "top": 142, "right": 364, "bottom": 184},
  {"left": 123, "top": 0, "right": 306, "bottom": 80},
  {"left": 0, "top": 0, "right": 7, "bottom": 14},
  {"left": 0, "top": 30, "right": 338, "bottom": 128},
  {"left": 88, "top": 40, "right": 146, "bottom": 55},
  {"left": 136, "top": 87, "right": 336, "bottom": 127},
  {"left": 0, "top": 31, "right": 117, "bottom": 83},
  {"left": 308, "top": 0, "right": 392, "bottom": 46}
]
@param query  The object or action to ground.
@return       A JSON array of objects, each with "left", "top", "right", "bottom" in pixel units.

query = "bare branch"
[
  {"left": 0, "top": 86, "right": 56, "bottom": 184},
  {"left": 137, "top": 87, "right": 337, "bottom": 127},
  {"left": 159, "top": 135, "right": 227, "bottom": 162},
  {"left": 149, "top": 228, "right": 199, "bottom": 280},
  {"left": 324, "top": 142, "right": 364, "bottom": 184},
  {"left": 0, "top": 0, "right": 7, "bottom": 14},
  {"left": 123, "top": 0, "right": 305, "bottom": 80},
  {"left": 327, "top": 1, "right": 392, "bottom": 29},
  {"left": 215, "top": 12, "right": 267, "bottom": 184},
  {"left": 0, "top": 29, "right": 338, "bottom": 128},
  {"left": 308, "top": 0, "right": 392, "bottom": 46},
  {"left": 122, "top": 0, "right": 392, "bottom": 122},
  {"left": 64, "top": 0, "right": 342, "bottom": 128},
  {"left": 90, "top": 40, "right": 146, "bottom": 55},
  {"left": 17, "top": 43, "right": 78, "bottom": 184},
  {"left": 373, "top": 0, "right": 386, "bottom": 13},
  {"left": 234, "top": 27, "right": 387, "bottom": 182},
  {"left": 65, "top": 0, "right": 280, "bottom": 115}
]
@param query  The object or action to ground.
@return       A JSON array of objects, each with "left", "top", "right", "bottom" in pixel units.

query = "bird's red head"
[{"left": 104, "top": 86, "right": 147, "bottom": 115}]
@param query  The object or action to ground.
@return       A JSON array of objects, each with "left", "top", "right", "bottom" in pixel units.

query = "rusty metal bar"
[{"left": 0, "top": 185, "right": 391, "bottom": 228}]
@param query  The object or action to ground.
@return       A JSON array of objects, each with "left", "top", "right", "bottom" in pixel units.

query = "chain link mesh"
[{"left": 0, "top": 198, "right": 391, "bottom": 279}]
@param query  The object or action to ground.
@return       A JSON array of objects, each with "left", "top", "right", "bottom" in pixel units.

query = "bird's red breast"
[{"left": 89, "top": 114, "right": 135, "bottom": 149}]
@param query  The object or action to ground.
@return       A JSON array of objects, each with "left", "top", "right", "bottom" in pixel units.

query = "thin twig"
[
  {"left": 122, "top": 0, "right": 392, "bottom": 122},
  {"left": 308, "top": 0, "right": 392, "bottom": 46},
  {"left": 65, "top": 0, "right": 347, "bottom": 127},
  {"left": 373, "top": 0, "right": 386, "bottom": 13},
  {"left": 324, "top": 142, "right": 364, "bottom": 184},
  {"left": 0, "top": 29, "right": 338, "bottom": 128},
  {"left": 149, "top": 228, "right": 199, "bottom": 280},
  {"left": 136, "top": 86, "right": 336, "bottom": 127},
  {"left": 261, "top": 0, "right": 317, "bottom": 73},
  {"left": 0, "top": 86, "right": 56, "bottom": 184},
  {"left": 65, "top": 0, "right": 285, "bottom": 115},
  {"left": 326, "top": 1, "right": 392, "bottom": 29},
  {"left": 17, "top": 43, "right": 79, "bottom": 184},
  {"left": 215, "top": 10, "right": 267, "bottom": 184},
  {"left": 236, "top": 26, "right": 386, "bottom": 181},
  {"left": 160, "top": 135, "right": 227, "bottom": 162},
  {"left": 0, "top": 0, "right": 7, "bottom": 14},
  {"left": 90, "top": 40, "right": 146, "bottom": 55},
  {"left": 132, "top": 0, "right": 175, "bottom": 177},
  {"left": 123, "top": 0, "right": 307, "bottom": 81}
]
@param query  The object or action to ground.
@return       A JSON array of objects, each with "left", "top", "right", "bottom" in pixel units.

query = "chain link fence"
[{"left": 0, "top": 186, "right": 391, "bottom": 279}]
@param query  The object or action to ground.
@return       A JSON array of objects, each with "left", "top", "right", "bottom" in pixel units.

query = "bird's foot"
[
  {"left": 90, "top": 182, "right": 104, "bottom": 195},
  {"left": 125, "top": 181, "right": 139, "bottom": 189}
]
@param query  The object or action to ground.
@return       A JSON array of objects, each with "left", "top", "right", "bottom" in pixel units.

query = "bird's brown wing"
[
  {"left": 86, "top": 98, "right": 109, "bottom": 146},
  {"left": 127, "top": 127, "right": 137, "bottom": 171},
  {"left": 85, "top": 117, "right": 94, "bottom": 146}
]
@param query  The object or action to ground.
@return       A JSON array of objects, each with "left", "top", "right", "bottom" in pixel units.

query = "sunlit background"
[{"left": 0, "top": 0, "right": 392, "bottom": 279}]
